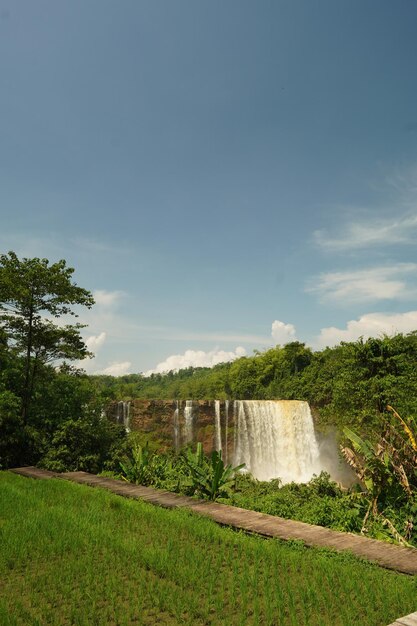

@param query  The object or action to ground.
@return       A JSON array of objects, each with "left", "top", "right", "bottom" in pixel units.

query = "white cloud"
[
  {"left": 93, "top": 289, "right": 125, "bottom": 308},
  {"left": 129, "top": 326, "right": 272, "bottom": 346},
  {"left": 97, "top": 361, "right": 132, "bottom": 376},
  {"left": 271, "top": 320, "right": 297, "bottom": 344},
  {"left": 85, "top": 332, "right": 107, "bottom": 352},
  {"left": 79, "top": 332, "right": 107, "bottom": 373},
  {"left": 306, "top": 264, "right": 417, "bottom": 304},
  {"left": 145, "top": 346, "right": 247, "bottom": 376},
  {"left": 314, "top": 213, "right": 417, "bottom": 252},
  {"left": 314, "top": 310, "right": 417, "bottom": 349}
]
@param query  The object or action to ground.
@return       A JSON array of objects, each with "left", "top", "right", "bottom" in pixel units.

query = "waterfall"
[
  {"left": 233, "top": 400, "right": 321, "bottom": 483},
  {"left": 214, "top": 400, "right": 222, "bottom": 452},
  {"left": 117, "top": 401, "right": 131, "bottom": 433},
  {"left": 183, "top": 400, "right": 194, "bottom": 444},
  {"left": 173, "top": 401, "right": 180, "bottom": 452},
  {"left": 123, "top": 401, "right": 131, "bottom": 433},
  {"left": 224, "top": 400, "right": 229, "bottom": 464},
  {"left": 233, "top": 400, "right": 238, "bottom": 464}
]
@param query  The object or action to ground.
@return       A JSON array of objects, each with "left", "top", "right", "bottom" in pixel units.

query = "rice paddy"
[{"left": 0, "top": 472, "right": 416, "bottom": 626}]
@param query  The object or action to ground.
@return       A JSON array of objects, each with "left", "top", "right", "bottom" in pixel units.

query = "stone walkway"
[
  {"left": 10, "top": 466, "right": 417, "bottom": 577},
  {"left": 387, "top": 612, "right": 417, "bottom": 626}
]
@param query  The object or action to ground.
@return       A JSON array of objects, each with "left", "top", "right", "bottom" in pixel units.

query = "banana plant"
[
  {"left": 185, "top": 445, "right": 245, "bottom": 501},
  {"left": 341, "top": 407, "right": 416, "bottom": 546},
  {"left": 119, "top": 442, "right": 151, "bottom": 485}
]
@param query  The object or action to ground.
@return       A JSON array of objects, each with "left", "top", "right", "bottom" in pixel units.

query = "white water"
[
  {"left": 173, "top": 401, "right": 180, "bottom": 452},
  {"left": 214, "top": 400, "right": 222, "bottom": 452},
  {"left": 184, "top": 400, "right": 194, "bottom": 444},
  {"left": 233, "top": 400, "right": 321, "bottom": 483},
  {"left": 224, "top": 400, "right": 229, "bottom": 464},
  {"left": 116, "top": 401, "right": 131, "bottom": 432},
  {"left": 117, "top": 401, "right": 131, "bottom": 433}
]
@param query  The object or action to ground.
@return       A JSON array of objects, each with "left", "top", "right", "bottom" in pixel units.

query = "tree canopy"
[
  {"left": 0, "top": 252, "right": 128, "bottom": 470},
  {"left": 0, "top": 251, "right": 95, "bottom": 423}
]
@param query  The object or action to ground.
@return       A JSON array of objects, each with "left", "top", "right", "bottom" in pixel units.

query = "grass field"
[{"left": 0, "top": 472, "right": 416, "bottom": 626}]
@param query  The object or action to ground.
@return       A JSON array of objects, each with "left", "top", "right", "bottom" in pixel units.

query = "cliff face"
[
  {"left": 107, "top": 399, "right": 234, "bottom": 457},
  {"left": 107, "top": 400, "right": 352, "bottom": 485}
]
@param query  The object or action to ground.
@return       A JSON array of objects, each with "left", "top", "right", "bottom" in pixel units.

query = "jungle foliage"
[
  {"left": 114, "top": 437, "right": 417, "bottom": 546},
  {"left": 341, "top": 406, "right": 417, "bottom": 546},
  {"left": 93, "top": 332, "right": 417, "bottom": 430}
]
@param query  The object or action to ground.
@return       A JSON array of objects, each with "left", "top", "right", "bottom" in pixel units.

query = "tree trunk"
[{"left": 21, "top": 290, "right": 34, "bottom": 425}]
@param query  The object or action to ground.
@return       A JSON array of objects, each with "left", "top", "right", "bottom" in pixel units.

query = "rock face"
[
  {"left": 107, "top": 399, "right": 353, "bottom": 485},
  {"left": 107, "top": 399, "right": 230, "bottom": 456}
]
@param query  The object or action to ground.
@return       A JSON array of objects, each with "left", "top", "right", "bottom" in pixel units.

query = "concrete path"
[
  {"left": 388, "top": 612, "right": 417, "bottom": 626},
  {"left": 9, "top": 466, "right": 417, "bottom": 577}
]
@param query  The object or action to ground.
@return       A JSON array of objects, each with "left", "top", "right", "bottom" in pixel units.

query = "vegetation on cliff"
[{"left": 94, "top": 332, "right": 417, "bottom": 431}]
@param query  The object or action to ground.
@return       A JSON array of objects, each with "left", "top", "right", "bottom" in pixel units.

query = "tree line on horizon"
[{"left": 93, "top": 332, "right": 417, "bottom": 430}]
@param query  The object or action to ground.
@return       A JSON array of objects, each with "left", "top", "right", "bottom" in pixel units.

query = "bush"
[
  {"left": 229, "top": 472, "right": 364, "bottom": 533},
  {"left": 0, "top": 390, "right": 24, "bottom": 468},
  {"left": 40, "top": 414, "right": 128, "bottom": 473}
]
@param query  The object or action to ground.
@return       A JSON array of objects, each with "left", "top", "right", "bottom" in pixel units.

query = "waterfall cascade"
[
  {"left": 111, "top": 397, "right": 345, "bottom": 484},
  {"left": 111, "top": 398, "right": 344, "bottom": 483},
  {"left": 233, "top": 400, "right": 321, "bottom": 483},
  {"left": 214, "top": 400, "right": 222, "bottom": 452},
  {"left": 183, "top": 400, "right": 194, "bottom": 444},
  {"left": 117, "top": 401, "right": 131, "bottom": 433},
  {"left": 173, "top": 401, "right": 180, "bottom": 452},
  {"left": 224, "top": 400, "right": 229, "bottom": 464}
]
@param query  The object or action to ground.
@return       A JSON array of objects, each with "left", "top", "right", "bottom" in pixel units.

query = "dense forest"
[{"left": 93, "top": 333, "right": 417, "bottom": 429}]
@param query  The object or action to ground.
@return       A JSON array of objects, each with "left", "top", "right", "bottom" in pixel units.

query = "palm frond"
[{"left": 387, "top": 405, "right": 417, "bottom": 452}]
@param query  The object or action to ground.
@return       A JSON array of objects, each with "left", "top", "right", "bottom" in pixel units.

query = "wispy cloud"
[
  {"left": 116, "top": 324, "right": 273, "bottom": 346},
  {"left": 71, "top": 236, "right": 132, "bottom": 256},
  {"left": 306, "top": 263, "right": 417, "bottom": 304},
  {"left": 313, "top": 213, "right": 417, "bottom": 252},
  {"left": 314, "top": 165, "right": 417, "bottom": 252},
  {"left": 313, "top": 310, "right": 417, "bottom": 349},
  {"left": 0, "top": 233, "right": 65, "bottom": 260},
  {"left": 0, "top": 232, "right": 133, "bottom": 264},
  {"left": 93, "top": 289, "right": 125, "bottom": 308}
]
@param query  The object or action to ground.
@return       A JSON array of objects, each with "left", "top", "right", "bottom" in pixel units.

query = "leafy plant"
[
  {"left": 0, "top": 251, "right": 94, "bottom": 425},
  {"left": 341, "top": 406, "right": 417, "bottom": 546},
  {"left": 119, "top": 442, "right": 152, "bottom": 485},
  {"left": 185, "top": 445, "right": 245, "bottom": 500}
]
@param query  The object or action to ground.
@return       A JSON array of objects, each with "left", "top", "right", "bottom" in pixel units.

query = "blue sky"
[{"left": 2, "top": 1, "right": 417, "bottom": 375}]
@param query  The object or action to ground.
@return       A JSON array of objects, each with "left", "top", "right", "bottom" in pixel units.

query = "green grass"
[{"left": 0, "top": 473, "right": 416, "bottom": 626}]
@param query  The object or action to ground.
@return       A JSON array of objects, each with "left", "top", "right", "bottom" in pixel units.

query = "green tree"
[{"left": 0, "top": 251, "right": 94, "bottom": 424}]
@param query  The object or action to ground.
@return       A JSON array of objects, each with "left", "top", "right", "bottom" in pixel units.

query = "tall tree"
[{"left": 0, "top": 251, "right": 95, "bottom": 424}]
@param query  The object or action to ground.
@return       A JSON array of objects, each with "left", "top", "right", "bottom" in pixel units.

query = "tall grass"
[{"left": 0, "top": 472, "right": 416, "bottom": 625}]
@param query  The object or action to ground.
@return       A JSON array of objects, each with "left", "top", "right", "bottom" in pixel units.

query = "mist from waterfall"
[{"left": 233, "top": 400, "right": 322, "bottom": 483}]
